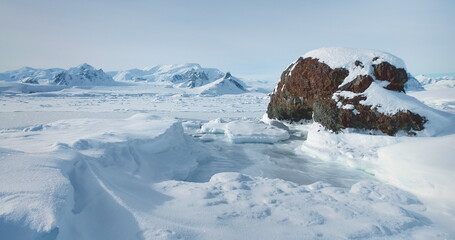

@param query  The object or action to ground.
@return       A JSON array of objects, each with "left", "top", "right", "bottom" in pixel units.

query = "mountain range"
[{"left": 0, "top": 63, "right": 249, "bottom": 95}]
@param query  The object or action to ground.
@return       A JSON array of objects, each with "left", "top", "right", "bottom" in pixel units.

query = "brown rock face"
[
  {"left": 339, "top": 75, "right": 373, "bottom": 93},
  {"left": 313, "top": 96, "right": 427, "bottom": 135},
  {"left": 373, "top": 62, "right": 408, "bottom": 92},
  {"left": 267, "top": 56, "right": 426, "bottom": 135},
  {"left": 267, "top": 57, "right": 348, "bottom": 122}
]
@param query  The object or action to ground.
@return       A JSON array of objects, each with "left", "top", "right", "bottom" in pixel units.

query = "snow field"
[
  {"left": 302, "top": 121, "right": 455, "bottom": 237},
  {"left": 0, "top": 113, "right": 452, "bottom": 239},
  {"left": 377, "top": 134, "right": 455, "bottom": 235},
  {"left": 155, "top": 172, "right": 447, "bottom": 239},
  {"left": 0, "top": 71, "right": 454, "bottom": 239}
]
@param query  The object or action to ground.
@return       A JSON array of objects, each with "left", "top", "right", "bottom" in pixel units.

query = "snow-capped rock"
[
  {"left": 51, "top": 63, "right": 117, "bottom": 86},
  {"left": 267, "top": 47, "right": 451, "bottom": 136},
  {"left": 113, "top": 63, "right": 225, "bottom": 88},
  {"left": 199, "top": 72, "right": 248, "bottom": 96}
]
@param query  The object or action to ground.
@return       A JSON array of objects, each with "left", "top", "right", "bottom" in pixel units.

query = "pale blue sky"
[{"left": 1, "top": 0, "right": 454, "bottom": 80}]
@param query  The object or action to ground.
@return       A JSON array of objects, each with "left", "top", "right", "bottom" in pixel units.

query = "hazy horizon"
[{"left": 1, "top": 0, "right": 454, "bottom": 81}]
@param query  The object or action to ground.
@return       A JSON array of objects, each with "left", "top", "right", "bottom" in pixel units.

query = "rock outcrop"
[{"left": 267, "top": 47, "right": 427, "bottom": 135}]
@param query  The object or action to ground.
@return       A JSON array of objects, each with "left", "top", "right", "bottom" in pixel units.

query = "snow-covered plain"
[{"left": 0, "top": 68, "right": 454, "bottom": 239}]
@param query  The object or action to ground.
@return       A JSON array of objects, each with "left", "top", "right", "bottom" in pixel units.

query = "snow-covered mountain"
[
  {"left": 0, "top": 63, "right": 249, "bottom": 91},
  {"left": 51, "top": 63, "right": 117, "bottom": 86},
  {"left": 415, "top": 74, "right": 455, "bottom": 88},
  {"left": 199, "top": 72, "right": 248, "bottom": 96},
  {"left": 0, "top": 64, "right": 116, "bottom": 87},
  {"left": 113, "top": 63, "right": 225, "bottom": 88},
  {"left": 0, "top": 66, "right": 64, "bottom": 83}
]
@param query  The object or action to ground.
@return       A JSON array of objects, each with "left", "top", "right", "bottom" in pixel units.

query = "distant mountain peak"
[
  {"left": 199, "top": 73, "right": 248, "bottom": 96},
  {"left": 52, "top": 63, "right": 116, "bottom": 86},
  {"left": 76, "top": 63, "right": 95, "bottom": 70},
  {"left": 18, "top": 66, "right": 36, "bottom": 71},
  {"left": 224, "top": 72, "right": 232, "bottom": 79},
  {"left": 113, "top": 63, "right": 225, "bottom": 88}
]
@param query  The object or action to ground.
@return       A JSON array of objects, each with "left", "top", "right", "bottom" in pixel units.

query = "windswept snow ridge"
[{"left": 0, "top": 114, "right": 208, "bottom": 239}]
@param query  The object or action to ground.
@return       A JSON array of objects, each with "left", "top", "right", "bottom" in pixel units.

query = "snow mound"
[
  {"left": 302, "top": 122, "right": 455, "bottom": 236},
  {"left": 200, "top": 118, "right": 290, "bottom": 143},
  {"left": 377, "top": 134, "right": 455, "bottom": 233},
  {"left": 113, "top": 63, "right": 225, "bottom": 88},
  {"left": 198, "top": 72, "right": 248, "bottom": 96},
  {"left": 154, "top": 172, "right": 447, "bottom": 239},
  {"left": 51, "top": 63, "right": 117, "bottom": 86},
  {"left": 302, "top": 47, "right": 406, "bottom": 87},
  {"left": 200, "top": 118, "right": 227, "bottom": 134},
  {"left": 0, "top": 114, "right": 208, "bottom": 239},
  {"left": 404, "top": 74, "right": 424, "bottom": 91}
]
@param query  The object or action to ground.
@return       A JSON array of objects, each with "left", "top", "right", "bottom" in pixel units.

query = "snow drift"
[{"left": 0, "top": 114, "right": 208, "bottom": 239}]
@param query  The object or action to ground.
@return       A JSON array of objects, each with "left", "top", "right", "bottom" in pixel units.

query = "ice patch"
[
  {"left": 200, "top": 118, "right": 227, "bottom": 134},
  {"left": 199, "top": 118, "right": 290, "bottom": 144},
  {"left": 225, "top": 120, "right": 290, "bottom": 144}
]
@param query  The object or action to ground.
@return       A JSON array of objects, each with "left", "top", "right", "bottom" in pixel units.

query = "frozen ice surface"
[
  {"left": 200, "top": 119, "right": 290, "bottom": 143},
  {"left": 225, "top": 120, "right": 290, "bottom": 143}
]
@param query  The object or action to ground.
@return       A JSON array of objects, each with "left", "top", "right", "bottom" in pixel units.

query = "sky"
[{"left": 0, "top": 0, "right": 454, "bottom": 81}]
